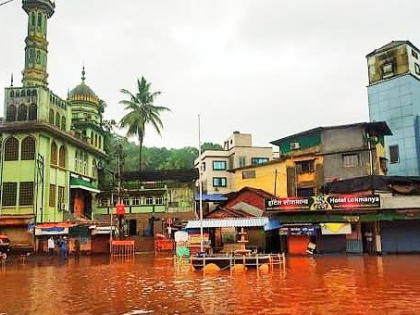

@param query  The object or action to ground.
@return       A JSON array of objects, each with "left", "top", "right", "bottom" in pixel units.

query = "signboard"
[
  {"left": 266, "top": 195, "right": 381, "bottom": 211},
  {"left": 280, "top": 225, "right": 317, "bottom": 236},
  {"left": 116, "top": 203, "right": 125, "bottom": 215}
]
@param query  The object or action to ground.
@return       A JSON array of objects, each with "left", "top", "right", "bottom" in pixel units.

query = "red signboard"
[{"left": 116, "top": 203, "right": 125, "bottom": 215}]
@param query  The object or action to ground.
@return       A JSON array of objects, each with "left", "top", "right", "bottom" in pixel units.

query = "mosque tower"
[{"left": 22, "top": 0, "right": 55, "bottom": 87}]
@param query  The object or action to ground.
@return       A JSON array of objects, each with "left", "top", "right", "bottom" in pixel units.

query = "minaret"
[{"left": 21, "top": 0, "right": 55, "bottom": 87}]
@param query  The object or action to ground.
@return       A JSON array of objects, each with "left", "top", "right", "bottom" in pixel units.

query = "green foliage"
[{"left": 201, "top": 142, "right": 223, "bottom": 152}]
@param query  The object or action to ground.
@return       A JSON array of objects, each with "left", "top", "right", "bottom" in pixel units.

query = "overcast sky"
[{"left": 1, "top": 0, "right": 420, "bottom": 149}]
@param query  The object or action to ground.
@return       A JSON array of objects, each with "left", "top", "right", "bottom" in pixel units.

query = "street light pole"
[{"left": 198, "top": 115, "right": 204, "bottom": 253}]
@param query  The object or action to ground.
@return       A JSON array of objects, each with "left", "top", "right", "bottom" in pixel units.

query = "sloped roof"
[{"left": 366, "top": 40, "right": 420, "bottom": 58}]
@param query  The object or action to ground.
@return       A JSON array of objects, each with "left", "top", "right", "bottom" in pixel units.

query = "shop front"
[
  {"left": 280, "top": 224, "right": 318, "bottom": 255},
  {"left": 380, "top": 220, "right": 420, "bottom": 253}
]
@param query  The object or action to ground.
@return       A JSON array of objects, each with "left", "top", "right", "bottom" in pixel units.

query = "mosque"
[{"left": 0, "top": 0, "right": 107, "bottom": 248}]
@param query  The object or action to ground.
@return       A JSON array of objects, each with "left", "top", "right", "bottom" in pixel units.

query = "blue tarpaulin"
[
  {"left": 264, "top": 219, "right": 281, "bottom": 231},
  {"left": 194, "top": 193, "right": 227, "bottom": 202}
]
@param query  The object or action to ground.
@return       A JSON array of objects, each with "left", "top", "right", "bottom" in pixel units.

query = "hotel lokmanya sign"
[{"left": 265, "top": 195, "right": 381, "bottom": 211}]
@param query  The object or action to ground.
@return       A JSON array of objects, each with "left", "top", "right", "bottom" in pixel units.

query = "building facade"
[
  {"left": 235, "top": 122, "right": 391, "bottom": 198},
  {"left": 195, "top": 132, "right": 273, "bottom": 197},
  {"left": 0, "top": 0, "right": 107, "bottom": 248},
  {"left": 367, "top": 41, "right": 420, "bottom": 176}
]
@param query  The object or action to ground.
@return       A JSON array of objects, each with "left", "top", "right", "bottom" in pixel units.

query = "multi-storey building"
[
  {"left": 0, "top": 0, "right": 106, "bottom": 248},
  {"left": 367, "top": 40, "right": 420, "bottom": 175},
  {"left": 195, "top": 132, "right": 273, "bottom": 197},
  {"left": 235, "top": 122, "right": 391, "bottom": 197}
]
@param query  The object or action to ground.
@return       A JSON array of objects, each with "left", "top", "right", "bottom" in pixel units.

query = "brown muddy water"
[{"left": 1, "top": 254, "right": 420, "bottom": 315}]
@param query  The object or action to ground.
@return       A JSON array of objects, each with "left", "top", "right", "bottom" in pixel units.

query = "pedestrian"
[
  {"left": 74, "top": 239, "right": 80, "bottom": 260},
  {"left": 48, "top": 236, "right": 55, "bottom": 256},
  {"left": 365, "top": 231, "right": 374, "bottom": 254},
  {"left": 1, "top": 251, "right": 7, "bottom": 270},
  {"left": 60, "top": 236, "right": 68, "bottom": 260}
]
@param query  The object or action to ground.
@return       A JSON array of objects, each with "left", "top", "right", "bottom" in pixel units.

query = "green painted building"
[{"left": 0, "top": 0, "right": 107, "bottom": 248}]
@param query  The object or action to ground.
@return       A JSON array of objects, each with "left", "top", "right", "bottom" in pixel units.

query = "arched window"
[
  {"left": 21, "top": 137, "right": 35, "bottom": 160},
  {"left": 90, "top": 131, "right": 94, "bottom": 145},
  {"left": 37, "top": 13, "right": 42, "bottom": 28},
  {"left": 21, "top": 90, "right": 26, "bottom": 97},
  {"left": 28, "top": 104, "right": 37, "bottom": 121},
  {"left": 50, "top": 142, "right": 57, "bottom": 165},
  {"left": 49, "top": 109, "right": 54, "bottom": 124},
  {"left": 75, "top": 152, "right": 79, "bottom": 172},
  {"left": 4, "top": 137, "right": 19, "bottom": 161},
  {"left": 55, "top": 113, "right": 60, "bottom": 128},
  {"left": 94, "top": 134, "right": 98, "bottom": 147},
  {"left": 83, "top": 153, "right": 88, "bottom": 175},
  {"left": 15, "top": 91, "right": 20, "bottom": 98},
  {"left": 6, "top": 105, "right": 16, "bottom": 122},
  {"left": 59, "top": 145, "right": 66, "bottom": 168},
  {"left": 17, "top": 104, "right": 27, "bottom": 121},
  {"left": 32, "top": 90, "right": 37, "bottom": 97},
  {"left": 10, "top": 90, "right": 14, "bottom": 97},
  {"left": 99, "top": 136, "right": 102, "bottom": 149},
  {"left": 61, "top": 116, "right": 66, "bottom": 131},
  {"left": 92, "top": 159, "right": 97, "bottom": 178}
]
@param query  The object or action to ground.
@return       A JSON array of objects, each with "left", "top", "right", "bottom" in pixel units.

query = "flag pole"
[{"left": 198, "top": 115, "right": 204, "bottom": 253}]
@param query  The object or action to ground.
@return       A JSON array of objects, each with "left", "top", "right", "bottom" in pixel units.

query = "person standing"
[
  {"left": 48, "top": 236, "right": 55, "bottom": 256},
  {"left": 60, "top": 237, "right": 68, "bottom": 260},
  {"left": 1, "top": 251, "right": 7, "bottom": 270}
]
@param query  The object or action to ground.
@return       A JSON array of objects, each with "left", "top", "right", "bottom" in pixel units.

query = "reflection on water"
[{"left": 1, "top": 255, "right": 420, "bottom": 315}]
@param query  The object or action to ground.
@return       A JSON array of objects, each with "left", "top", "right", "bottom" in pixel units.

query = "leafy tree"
[
  {"left": 201, "top": 142, "right": 222, "bottom": 152},
  {"left": 119, "top": 77, "right": 170, "bottom": 172}
]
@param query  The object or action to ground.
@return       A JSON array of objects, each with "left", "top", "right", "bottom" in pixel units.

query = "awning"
[
  {"left": 70, "top": 178, "right": 100, "bottom": 193},
  {"left": 195, "top": 193, "right": 227, "bottom": 202},
  {"left": 34, "top": 223, "right": 75, "bottom": 236},
  {"left": 320, "top": 223, "right": 352, "bottom": 235},
  {"left": 91, "top": 226, "right": 115, "bottom": 235},
  {"left": 185, "top": 217, "right": 269, "bottom": 229}
]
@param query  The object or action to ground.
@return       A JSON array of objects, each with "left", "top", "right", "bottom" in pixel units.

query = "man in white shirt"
[{"left": 48, "top": 236, "right": 55, "bottom": 256}]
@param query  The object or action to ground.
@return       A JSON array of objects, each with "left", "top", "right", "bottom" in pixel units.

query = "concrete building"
[
  {"left": 367, "top": 40, "right": 420, "bottom": 176},
  {"left": 0, "top": 0, "right": 107, "bottom": 248},
  {"left": 195, "top": 132, "right": 273, "bottom": 197},
  {"left": 235, "top": 122, "right": 392, "bottom": 198}
]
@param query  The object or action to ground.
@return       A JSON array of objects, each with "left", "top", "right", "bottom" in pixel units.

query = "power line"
[{"left": 0, "top": 0, "right": 16, "bottom": 7}]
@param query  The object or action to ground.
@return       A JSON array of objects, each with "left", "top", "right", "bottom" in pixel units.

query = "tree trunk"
[{"left": 138, "top": 134, "right": 143, "bottom": 173}]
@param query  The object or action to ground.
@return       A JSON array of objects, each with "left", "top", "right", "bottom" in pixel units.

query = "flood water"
[{"left": 1, "top": 254, "right": 420, "bottom": 315}]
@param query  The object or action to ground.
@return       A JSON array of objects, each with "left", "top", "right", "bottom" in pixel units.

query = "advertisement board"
[{"left": 266, "top": 195, "right": 380, "bottom": 211}]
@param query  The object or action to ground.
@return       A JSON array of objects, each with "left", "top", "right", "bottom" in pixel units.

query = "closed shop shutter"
[
  {"left": 318, "top": 235, "right": 346, "bottom": 253},
  {"left": 381, "top": 221, "right": 420, "bottom": 253},
  {"left": 288, "top": 236, "right": 310, "bottom": 255}
]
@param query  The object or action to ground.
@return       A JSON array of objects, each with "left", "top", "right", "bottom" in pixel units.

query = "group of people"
[{"left": 47, "top": 236, "right": 80, "bottom": 259}]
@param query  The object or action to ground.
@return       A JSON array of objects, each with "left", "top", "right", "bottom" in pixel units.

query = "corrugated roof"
[{"left": 185, "top": 217, "right": 269, "bottom": 229}]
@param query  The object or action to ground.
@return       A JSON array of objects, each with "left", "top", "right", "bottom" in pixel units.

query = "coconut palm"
[{"left": 119, "top": 77, "right": 170, "bottom": 172}]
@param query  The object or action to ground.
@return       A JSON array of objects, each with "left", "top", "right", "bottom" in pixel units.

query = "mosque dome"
[{"left": 68, "top": 67, "right": 100, "bottom": 105}]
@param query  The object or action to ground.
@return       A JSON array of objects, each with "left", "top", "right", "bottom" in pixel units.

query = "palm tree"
[{"left": 119, "top": 77, "right": 170, "bottom": 172}]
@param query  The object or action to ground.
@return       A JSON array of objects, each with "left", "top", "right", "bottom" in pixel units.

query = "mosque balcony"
[{"left": 23, "top": 0, "right": 55, "bottom": 17}]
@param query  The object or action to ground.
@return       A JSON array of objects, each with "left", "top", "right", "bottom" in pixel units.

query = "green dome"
[{"left": 68, "top": 67, "right": 100, "bottom": 105}]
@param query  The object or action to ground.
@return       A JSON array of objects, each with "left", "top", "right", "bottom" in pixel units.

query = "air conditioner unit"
[{"left": 290, "top": 142, "right": 300, "bottom": 150}]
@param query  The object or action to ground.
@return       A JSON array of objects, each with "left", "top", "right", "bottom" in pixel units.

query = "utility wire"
[{"left": 0, "top": 0, "right": 16, "bottom": 7}]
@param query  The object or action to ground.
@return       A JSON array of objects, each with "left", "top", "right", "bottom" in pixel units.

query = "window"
[
  {"left": 382, "top": 62, "right": 394, "bottom": 78},
  {"left": 242, "top": 170, "right": 256, "bottom": 179},
  {"left": 49, "top": 184, "right": 56, "bottom": 207},
  {"left": 413, "top": 49, "right": 419, "bottom": 59},
  {"left": 49, "top": 109, "right": 54, "bottom": 124},
  {"left": 343, "top": 154, "right": 360, "bottom": 168},
  {"left": 55, "top": 113, "right": 60, "bottom": 128},
  {"left": 92, "top": 159, "right": 97, "bottom": 178},
  {"left": 61, "top": 116, "right": 66, "bottom": 130},
  {"left": 4, "top": 137, "right": 19, "bottom": 161},
  {"left": 19, "top": 182, "right": 34, "bottom": 206},
  {"left": 155, "top": 196, "right": 164, "bottom": 205},
  {"left": 83, "top": 153, "right": 88, "bottom": 175},
  {"left": 123, "top": 198, "right": 130, "bottom": 206},
  {"left": 132, "top": 197, "right": 140, "bottom": 206},
  {"left": 21, "top": 137, "right": 35, "bottom": 160},
  {"left": 415, "top": 63, "right": 420, "bottom": 75},
  {"left": 75, "top": 152, "right": 79, "bottom": 172},
  {"left": 239, "top": 156, "right": 246, "bottom": 168},
  {"left": 28, "top": 104, "right": 37, "bottom": 120},
  {"left": 389, "top": 145, "right": 400, "bottom": 164},
  {"left": 295, "top": 160, "right": 314, "bottom": 174},
  {"left": 213, "top": 177, "right": 227, "bottom": 187},
  {"left": 213, "top": 161, "right": 227, "bottom": 170},
  {"left": 2, "top": 182, "right": 17, "bottom": 206},
  {"left": 95, "top": 134, "right": 98, "bottom": 147},
  {"left": 90, "top": 132, "right": 94, "bottom": 145},
  {"left": 297, "top": 188, "right": 314, "bottom": 197},
  {"left": 6, "top": 105, "right": 16, "bottom": 122},
  {"left": 145, "top": 196, "right": 154, "bottom": 205},
  {"left": 59, "top": 145, "right": 66, "bottom": 168},
  {"left": 17, "top": 104, "right": 27, "bottom": 121},
  {"left": 251, "top": 157, "right": 269, "bottom": 165},
  {"left": 37, "top": 13, "right": 42, "bottom": 27},
  {"left": 50, "top": 142, "right": 57, "bottom": 165},
  {"left": 58, "top": 186, "right": 65, "bottom": 207}
]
